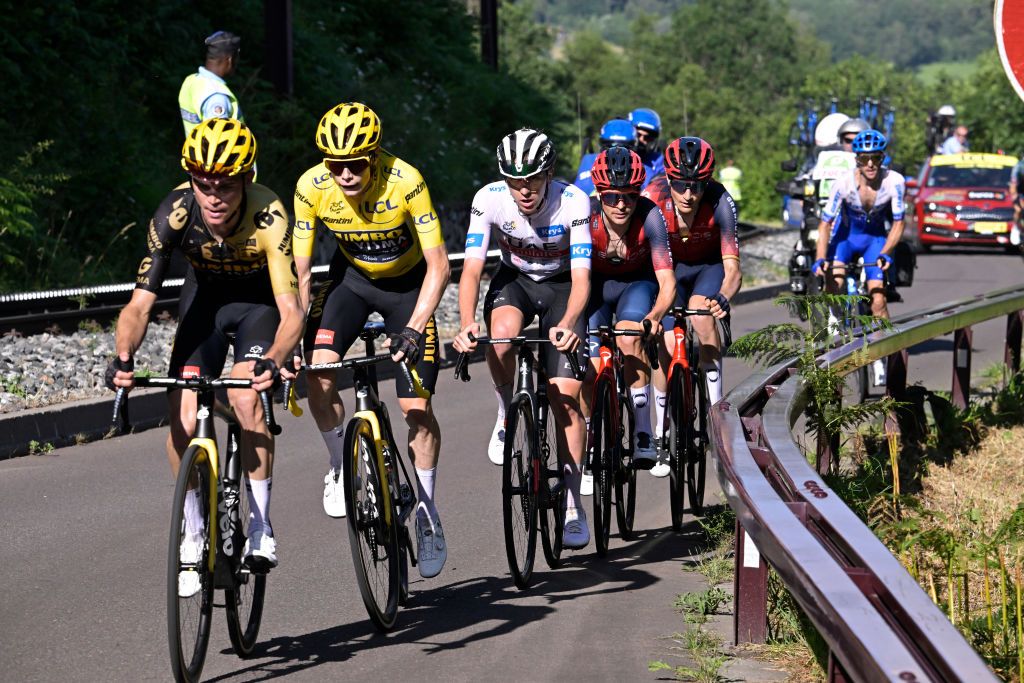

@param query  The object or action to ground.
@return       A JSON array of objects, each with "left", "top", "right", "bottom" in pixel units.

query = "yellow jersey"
[{"left": 292, "top": 150, "right": 444, "bottom": 279}]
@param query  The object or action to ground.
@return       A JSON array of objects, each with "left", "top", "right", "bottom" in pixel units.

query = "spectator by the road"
[
  {"left": 717, "top": 159, "right": 743, "bottom": 217},
  {"left": 938, "top": 125, "right": 969, "bottom": 155},
  {"left": 178, "top": 31, "right": 244, "bottom": 137}
]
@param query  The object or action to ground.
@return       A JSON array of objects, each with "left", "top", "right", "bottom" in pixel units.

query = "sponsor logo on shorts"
[
  {"left": 249, "top": 345, "right": 264, "bottom": 356},
  {"left": 315, "top": 329, "right": 335, "bottom": 345},
  {"left": 181, "top": 365, "right": 201, "bottom": 379}
]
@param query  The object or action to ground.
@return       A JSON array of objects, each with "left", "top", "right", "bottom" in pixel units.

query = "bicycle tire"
[
  {"left": 668, "top": 369, "right": 690, "bottom": 531},
  {"left": 344, "top": 417, "right": 400, "bottom": 631},
  {"left": 614, "top": 392, "right": 637, "bottom": 540},
  {"left": 503, "top": 396, "right": 538, "bottom": 589},
  {"left": 591, "top": 380, "right": 615, "bottom": 556},
  {"left": 167, "top": 444, "right": 215, "bottom": 683},
  {"left": 687, "top": 367, "right": 709, "bottom": 517},
  {"left": 225, "top": 470, "right": 267, "bottom": 658},
  {"left": 539, "top": 403, "right": 565, "bottom": 569}
]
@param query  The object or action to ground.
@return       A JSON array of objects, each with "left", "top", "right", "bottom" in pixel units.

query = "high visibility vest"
[
  {"left": 178, "top": 68, "right": 242, "bottom": 137},
  {"left": 718, "top": 166, "right": 743, "bottom": 201}
]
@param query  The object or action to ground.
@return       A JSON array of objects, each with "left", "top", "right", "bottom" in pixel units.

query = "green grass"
[{"left": 916, "top": 60, "right": 978, "bottom": 86}]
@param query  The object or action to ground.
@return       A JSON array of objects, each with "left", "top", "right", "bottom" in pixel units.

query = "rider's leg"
[
  {"left": 614, "top": 279, "right": 659, "bottom": 442},
  {"left": 689, "top": 264, "right": 726, "bottom": 404},
  {"left": 548, "top": 377, "right": 587, "bottom": 509},
  {"left": 168, "top": 389, "right": 202, "bottom": 537}
]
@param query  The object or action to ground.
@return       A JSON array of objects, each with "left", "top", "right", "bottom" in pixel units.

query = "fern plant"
[{"left": 731, "top": 292, "right": 899, "bottom": 470}]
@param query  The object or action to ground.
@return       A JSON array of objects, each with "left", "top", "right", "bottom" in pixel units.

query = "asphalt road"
[{"left": 1, "top": 247, "right": 1021, "bottom": 682}]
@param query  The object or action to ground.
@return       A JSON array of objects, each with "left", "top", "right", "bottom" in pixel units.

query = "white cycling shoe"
[
  {"left": 562, "top": 506, "right": 590, "bottom": 549},
  {"left": 415, "top": 508, "right": 447, "bottom": 579},
  {"left": 872, "top": 359, "right": 887, "bottom": 387},
  {"left": 178, "top": 532, "right": 203, "bottom": 598},
  {"left": 650, "top": 434, "right": 670, "bottom": 478},
  {"left": 488, "top": 416, "right": 506, "bottom": 466},
  {"left": 323, "top": 468, "right": 346, "bottom": 518},
  {"left": 243, "top": 527, "right": 278, "bottom": 571}
]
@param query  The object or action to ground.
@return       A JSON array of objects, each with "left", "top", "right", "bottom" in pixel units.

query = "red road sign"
[{"left": 996, "top": 0, "right": 1024, "bottom": 102}]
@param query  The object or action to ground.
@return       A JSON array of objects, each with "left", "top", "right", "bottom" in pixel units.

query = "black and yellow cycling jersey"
[
  {"left": 292, "top": 149, "right": 445, "bottom": 279},
  {"left": 136, "top": 182, "right": 298, "bottom": 298}
]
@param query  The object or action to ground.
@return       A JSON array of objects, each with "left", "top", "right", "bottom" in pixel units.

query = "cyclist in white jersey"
[{"left": 454, "top": 128, "right": 594, "bottom": 549}]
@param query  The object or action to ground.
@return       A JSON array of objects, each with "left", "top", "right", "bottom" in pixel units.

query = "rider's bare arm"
[
  {"left": 406, "top": 244, "right": 450, "bottom": 334},
  {"left": 115, "top": 288, "right": 157, "bottom": 362}
]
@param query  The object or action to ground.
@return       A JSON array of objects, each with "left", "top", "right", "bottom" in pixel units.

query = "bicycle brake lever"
[
  {"left": 259, "top": 391, "right": 282, "bottom": 436},
  {"left": 453, "top": 352, "right": 471, "bottom": 382},
  {"left": 111, "top": 387, "right": 129, "bottom": 435}
]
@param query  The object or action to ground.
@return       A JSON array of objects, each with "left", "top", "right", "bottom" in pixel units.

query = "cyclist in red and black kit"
[
  {"left": 584, "top": 147, "right": 675, "bottom": 474},
  {"left": 642, "top": 137, "right": 741, "bottom": 476}
]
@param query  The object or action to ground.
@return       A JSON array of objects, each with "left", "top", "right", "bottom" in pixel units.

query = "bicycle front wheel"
[
  {"left": 167, "top": 444, "right": 215, "bottom": 683},
  {"left": 344, "top": 417, "right": 400, "bottom": 631},
  {"left": 226, "top": 472, "right": 267, "bottom": 657},
  {"left": 668, "top": 370, "right": 691, "bottom": 531},
  {"left": 504, "top": 396, "right": 538, "bottom": 589},
  {"left": 590, "top": 380, "right": 615, "bottom": 557},
  {"left": 615, "top": 392, "right": 637, "bottom": 540},
  {"left": 687, "top": 368, "right": 709, "bottom": 517},
  {"left": 539, "top": 403, "right": 565, "bottom": 569}
]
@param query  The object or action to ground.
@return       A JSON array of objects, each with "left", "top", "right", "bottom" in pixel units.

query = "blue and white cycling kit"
[{"left": 821, "top": 168, "right": 905, "bottom": 281}]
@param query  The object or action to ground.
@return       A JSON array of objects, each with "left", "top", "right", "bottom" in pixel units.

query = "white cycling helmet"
[
  {"left": 814, "top": 113, "right": 850, "bottom": 147},
  {"left": 937, "top": 104, "right": 957, "bottom": 117}
]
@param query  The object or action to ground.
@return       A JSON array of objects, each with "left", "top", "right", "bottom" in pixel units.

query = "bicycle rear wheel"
[
  {"left": 687, "top": 368, "right": 709, "bottom": 517},
  {"left": 226, "top": 472, "right": 266, "bottom": 657},
  {"left": 167, "top": 444, "right": 215, "bottom": 683},
  {"left": 504, "top": 396, "right": 538, "bottom": 589},
  {"left": 591, "top": 380, "right": 615, "bottom": 557},
  {"left": 615, "top": 393, "right": 637, "bottom": 540},
  {"left": 668, "top": 370, "right": 691, "bottom": 531},
  {"left": 344, "top": 417, "right": 400, "bottom": 631},
  {"left": 539, "top": 403, "right": 565, "bottom": 569}
]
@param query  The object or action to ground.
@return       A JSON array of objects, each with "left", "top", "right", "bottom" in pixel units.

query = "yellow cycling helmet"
[
  {"left": 316, "top": 102, "right": 382, "bottom": 158},
  {"left": 180, "top": 118, "right": 257, "bottom": 177}
]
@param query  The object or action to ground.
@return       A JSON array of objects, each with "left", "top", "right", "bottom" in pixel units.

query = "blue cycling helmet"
[
  {"left": 600, "top": 119, "right": 637, "bottom": 149},
  {"left": 628, "top": 108, "right": 662, "bottom": 135},
  {"left": 851, "top": 129, "right": 887, "bottom": 154}
]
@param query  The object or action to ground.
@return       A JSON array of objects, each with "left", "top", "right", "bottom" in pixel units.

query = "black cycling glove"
[
  {"left": 711, "top": 292, "right": 731, "bottom": 314},
  {"left": 388, "top": 327, "right": 422, "bottom": 365},
  {"left": 104, "top": 355, "right": 134, "bottom": 391},
  {"left": 253, "top": 358, "right": 281, "bottom": 389}
]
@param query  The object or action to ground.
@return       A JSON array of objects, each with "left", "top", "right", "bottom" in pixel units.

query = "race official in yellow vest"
[
  {"left": 717, "top": 159, "right": 743, "bottom": 217},
  {"left": 178, "top": 31, "right": 244, "bottom": 137}
]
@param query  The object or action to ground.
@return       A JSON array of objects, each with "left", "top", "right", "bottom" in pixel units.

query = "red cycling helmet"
[
  {"left": 590, "top": 146, "right": 646, "bottom": 192},
  {"left": 663, "top": 136, "right": 715, "bottom": 181}
]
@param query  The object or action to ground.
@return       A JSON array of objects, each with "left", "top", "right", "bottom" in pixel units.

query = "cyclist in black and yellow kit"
[
  {"left": 291, "top": 102, "right": 451, "bottom": 579},
  {"left": 107, "top": 119, "right": 304, "bottom": 584}
]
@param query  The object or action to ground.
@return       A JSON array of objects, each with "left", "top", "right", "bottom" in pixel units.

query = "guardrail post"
[
  {"left": 952, "top": 327, "right": 972, "bottom": 410},
  {"left": 734, "top": 520, "right": 768, "bottom": 644},
  {"left": 885, "top": 349, "right": 908, "bottom": 435},
  {"left": 1006, "top": 311, "right": 1023, "bottom": 374},
  {"left": 815, "top": 388, "right": 840, "bottom": 475}
]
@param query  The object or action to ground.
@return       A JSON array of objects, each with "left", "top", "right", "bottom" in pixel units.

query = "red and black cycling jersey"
[
  {"left": 588, "top": 195, "right": 673, "bottom": 277},
  {"left": 641, "top": 175, "right": 739, "bottom": 264},
  {"left": 135, "top": 182, "right": 297, "bottom": 299}
]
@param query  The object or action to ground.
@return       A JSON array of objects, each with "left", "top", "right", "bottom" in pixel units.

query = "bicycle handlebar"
[
  {"left": 303, "top": 355, "right": 430, "bottom": 399},
  {"left": 453, "top": 332, "right": 585, "bottom": 382},
  {"left": 587, "top": 318, "right": 660, "bottom": 370},
  {"left": 111, "top": 376, "right": 281, "bottom": 435}
]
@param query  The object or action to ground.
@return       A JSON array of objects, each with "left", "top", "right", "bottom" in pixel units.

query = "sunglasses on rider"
[
  {"left": 600, "top": 191, "right": 639, "bottom": 207},
  {"left": 855, "top": 153, "right": 884, "bottom": 167},
  {"left": 324, "top": 156, "right": 371, "bottom": 175},
  {"left": 669, "top": 179, "right": 706, "bottom": 195},
  {"left": 841, "top": 135, "right": 857, "bottom": 144}
]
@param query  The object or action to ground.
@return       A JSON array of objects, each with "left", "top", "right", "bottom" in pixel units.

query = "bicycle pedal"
[{"left": 243, "top": 556, "right": 274, "bottom": 575}]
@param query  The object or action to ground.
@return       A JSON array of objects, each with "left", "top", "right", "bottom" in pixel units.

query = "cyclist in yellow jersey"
[
  {"left": 289, "top": 103, "right": 451, "bottom": 579},
  {"left": 107, "top": 119, "right": 304, "bottom": 577}
]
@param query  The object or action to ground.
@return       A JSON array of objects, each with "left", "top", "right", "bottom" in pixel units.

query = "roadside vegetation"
[{"left": 2, "top": 0, "right": 1018, "bottom": 292}]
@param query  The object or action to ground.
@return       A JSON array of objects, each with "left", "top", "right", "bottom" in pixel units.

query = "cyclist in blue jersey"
[
  {"left": 575, "top": 119, "right": 637, "bottom": 197},
  {"left": 629, "top": 108, "right": 664, "bottom": 179},
  {"left": 813, "top": 130, "right": 905, "bottom": 384}
]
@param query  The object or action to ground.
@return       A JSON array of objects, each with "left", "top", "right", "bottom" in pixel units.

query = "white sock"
[
  {"left": 184, "top": 488, "right": 204, "bottom": 536},
  {"left": 653, "top": 386, "right": 667, "bottom": 439},
  {"left": 246, "top": 477, "right": 273, "bottom": 536},
  {"left": 563, "top": 462, "right": 582, "bottom": 510},
  {"left": 321, "top": 426, "right": 345, "bottom": 471},
  {"left": 631, "top": 385, "right": 652, "bottom": 435},
  {"left": 415, "top": 466, "right": 439, "bottom": 522},
  {"left": 494, "top": 383, "right": 512, "bottom": 420},
  {"left": 704, "top": 359, "right": 724, "bottom": 405}
]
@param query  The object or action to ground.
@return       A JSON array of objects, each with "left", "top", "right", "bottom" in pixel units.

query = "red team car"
[{"left": 907, "top": 153, "right": 1017, "bottom": 252}]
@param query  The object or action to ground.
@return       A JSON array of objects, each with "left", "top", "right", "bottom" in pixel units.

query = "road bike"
[
  {"left": 586, "top": 322, "right": 659, "bottom": 556},
  {"left": 661, "top": 307, "right": 714, "bottom": 528},
  {"left": 454, "top": 334, "right": 584, "bottom": 589},
  {"left": 112, "top": 375, "right": 280, "bottom": 682},
  {"left": 304, "top": 322, "right": 428, "bottom": 632}
]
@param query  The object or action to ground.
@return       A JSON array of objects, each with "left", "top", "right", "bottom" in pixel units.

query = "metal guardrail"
[{"left": 709, "top": 285, "right": 1024, "bottom": 681}]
